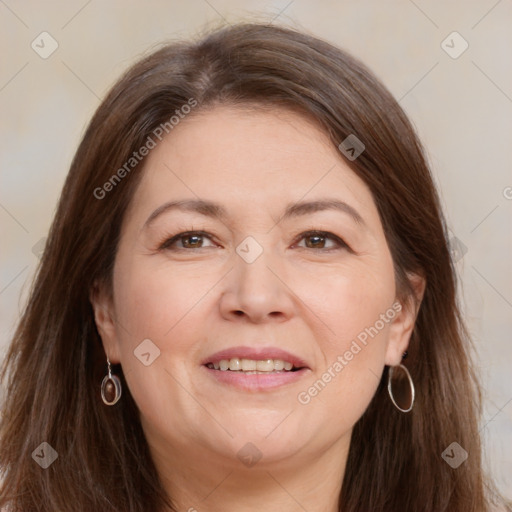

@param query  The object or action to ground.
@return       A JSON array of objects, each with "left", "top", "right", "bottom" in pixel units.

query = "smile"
[
  {"left": 205, "top": 358, "right": 299, "bottom": 373},
  {"left": 201, "top": 346, "right": 311, "bottom": 390}
]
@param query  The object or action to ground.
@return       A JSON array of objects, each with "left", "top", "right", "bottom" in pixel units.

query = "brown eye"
[
  {"left": 304, "top": 234, "right": 327, "bottom": 249},
  {"left": 181, "top": 234, "right": 204, "bottom": 248},
  {"left": 159, "top": 231, "right": 217, "bottom": 250},
  {"left": 295, "top": 231, "right": 347, "bottom": 251}
]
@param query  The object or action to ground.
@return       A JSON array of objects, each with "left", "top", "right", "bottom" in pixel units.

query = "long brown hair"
[{"left": 0, "top": 22, "right": 507, "bottom": 511}]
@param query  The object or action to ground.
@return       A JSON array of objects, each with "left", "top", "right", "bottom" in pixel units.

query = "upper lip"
[{"left": 202, "top": 346, "right": 310, "bottom": 369}]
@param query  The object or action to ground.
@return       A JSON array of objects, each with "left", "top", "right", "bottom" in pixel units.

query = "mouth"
[
  {"left": 201, "top": 347, "right": 310, "bottom": 391},
  {"left": 204, "top": 357, "right": 304, "bottom": 374}
]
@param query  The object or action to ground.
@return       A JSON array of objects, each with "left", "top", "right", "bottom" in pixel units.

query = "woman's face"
[{"left": 93, "top": 105, "right": 417, "bottom": 471}]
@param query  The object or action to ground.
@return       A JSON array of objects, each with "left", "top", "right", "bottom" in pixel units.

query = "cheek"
[
  {"left": 291, "top": 255, "right": 396, "bottom": 352},
  {"left": 291, "top": 257, "right": 395, "bottom": 423},
  {"left": 111, "top": 258, "right": 223, "bottom": 391},
  {"left": 113, "top": 258, "right": 220, "bottom": 341}
]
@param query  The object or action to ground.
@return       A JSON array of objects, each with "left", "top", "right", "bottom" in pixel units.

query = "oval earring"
[
  {"left": 387, "top": 363, "right": 415, "bottom": 413},
  {"left": 101, "top": 357, "right": 122, "bottom": 406}
]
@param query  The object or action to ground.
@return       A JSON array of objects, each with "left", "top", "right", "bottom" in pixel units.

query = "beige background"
[{"left": 1, "top": 0, "right": 511, "bottom": 499}]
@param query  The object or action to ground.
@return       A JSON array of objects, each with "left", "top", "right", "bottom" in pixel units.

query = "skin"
[{"left": 91, "top": 105, "right": 424, "bottom": 512}]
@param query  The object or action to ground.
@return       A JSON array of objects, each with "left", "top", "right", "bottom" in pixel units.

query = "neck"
[{"left": 148, "top": 431, "right": 350, "bottom": 512}]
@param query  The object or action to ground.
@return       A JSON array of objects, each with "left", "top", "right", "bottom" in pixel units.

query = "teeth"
[
  {"left": 274, "top": 359, "right": 285, "bottom": 371},
  {"left": 208, "top": 358, "right": 297, "bottom": 372},
  {"left": 256, "top": 360, "right": 274, "bottom": 371},
  {"left": 241, "top": 358, "right": 257, "bottom": 371}
]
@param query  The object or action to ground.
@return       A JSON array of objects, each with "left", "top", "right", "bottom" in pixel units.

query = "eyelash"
[{"left": 158, "top": 230, "right": 349, "bottom": 252}]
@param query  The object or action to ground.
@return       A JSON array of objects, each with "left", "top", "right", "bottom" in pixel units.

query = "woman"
[{"left": 0, "top": 23, "right": 509, "bottom": 512}]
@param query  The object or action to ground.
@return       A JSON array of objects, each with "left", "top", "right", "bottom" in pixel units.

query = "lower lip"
[{"left": 201, "top": 365, "right": 310, "bottom": 391}]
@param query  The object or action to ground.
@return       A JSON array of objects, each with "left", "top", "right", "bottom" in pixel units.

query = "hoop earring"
[
  {"left": 387, "top": 363, "right": 415, "bottom": 413},
  {"left": 101, "top": 357, "right": 122, "bottom": 406}
]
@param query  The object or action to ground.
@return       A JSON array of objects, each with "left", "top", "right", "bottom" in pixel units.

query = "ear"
[
  {"left": 89, "top": 280, "right": 122, "bottom": 364},
  {"left": 384, "top": 273, "right": 426, "bottom": 366}
]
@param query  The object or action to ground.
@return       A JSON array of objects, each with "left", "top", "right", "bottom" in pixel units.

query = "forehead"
[{"left": 126, "top": 105, "right": 378, "bottom": 226}]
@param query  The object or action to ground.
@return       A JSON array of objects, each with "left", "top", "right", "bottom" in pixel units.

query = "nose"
[{"left": 219, "top": 249, "right": 296, "bottom": 323}]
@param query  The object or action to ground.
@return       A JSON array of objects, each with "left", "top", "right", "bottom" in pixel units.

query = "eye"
[
  {"left": 159, "top": 231, "right": 217, "bottom": 250},
  {"left": 158, "top": 230, "right": 348, "bottom": 251},
  {"left": 294, "top": 231, "right": 348, "bottom": 250}
]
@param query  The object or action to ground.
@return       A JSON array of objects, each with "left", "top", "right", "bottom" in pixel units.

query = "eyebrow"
[{"left": 143, "top": 198, "right": 365, "bottom": 229}]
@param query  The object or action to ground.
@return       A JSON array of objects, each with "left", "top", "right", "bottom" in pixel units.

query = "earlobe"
[
  {"left": 384, "top": 273, "right": 426, "bottom": 366},
  {"left": 89, "top": 281, "right": 122, "bottom": 364}
]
